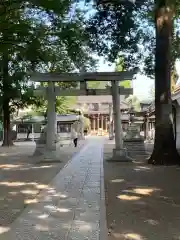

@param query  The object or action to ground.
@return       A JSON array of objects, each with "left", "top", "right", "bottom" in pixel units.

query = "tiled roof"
[
  {"left": 76, "top": 95, "right": 126, "bottom": 104},
  {"left": 73, "top": 101, "right": 129, "bottom": 112}
]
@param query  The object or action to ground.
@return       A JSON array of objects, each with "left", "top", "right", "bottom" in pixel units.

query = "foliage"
[
  {"left": 125, "top": 95, "right": 141, "bottom": 112},
  {"left": 87, "top": 0, "right": 147, "bottom": 66},
  {"left": 133, "top": 0, "right": 180, "bottom": 78},
  {"left": 0, "top": 0, "right": 96, "bottom": 145},
  {"left": 87, "top": 0, "right": 180, "bottom": 78},
  {"left": 148, "top": 66, "right": 179, "bottom": 98},
  {"left": 32, "top": 95, "right": 77, "bottom": 116},
  {"left": 148, "top": 85, "right": 155, "bottom": 99},
  {"left": 120, "top": 80, "right": 131, "bottom": 88},
  {"left": 83, "top": 116, "right": 90, "bottom": 130},
  {"left": 87, "top": 80, "right": 108, "bottom": 89},
  {"left": 115, "top": 57, "right": 131, "bottom": 88},
  {"left": 147, "top": 0, "right": 180, "bottom": 165}
]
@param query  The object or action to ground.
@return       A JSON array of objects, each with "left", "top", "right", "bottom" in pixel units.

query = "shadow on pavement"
[
  {"left": 0, "top": 140, "right": 86, "bottom": 228},
  {"left": 104, "top": 141, "right": 180, "bottom": 240}
]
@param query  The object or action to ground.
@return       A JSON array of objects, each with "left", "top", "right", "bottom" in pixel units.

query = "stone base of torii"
[{"left": 31, "top": 71, "right": 135, "bottom": 162}]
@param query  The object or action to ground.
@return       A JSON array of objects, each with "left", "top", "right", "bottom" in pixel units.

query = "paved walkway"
[
  {"left": 0, "top": 139, "right": 86, "bottom": 227},
  {"left": 0, "top": 137, "right": 107, "bottom": 240}
]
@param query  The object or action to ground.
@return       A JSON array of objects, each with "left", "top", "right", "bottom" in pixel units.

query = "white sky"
[
  {"left": 97, "top": 57, "right": 154, "bottom": 100},
  {"left": 97, "top": 57, "right": 180, "bottom": 101}
]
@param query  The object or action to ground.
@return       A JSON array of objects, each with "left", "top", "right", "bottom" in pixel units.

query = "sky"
[
  {"left": 76, "top": 1, "right": 180, "bottom": 101},
  {"left": 97, "top": 57, "right": 180, "bottom": 101},
  {"left": 96, "top": 57, "right": 154, "bottom": 101},
  {"left": 80, "top": 2, "right": 154, "bottom": 100}
]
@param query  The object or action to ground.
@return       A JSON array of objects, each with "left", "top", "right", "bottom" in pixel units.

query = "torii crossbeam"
[{"left": 30, "top": 71, "right": 135, "bottom": 162}]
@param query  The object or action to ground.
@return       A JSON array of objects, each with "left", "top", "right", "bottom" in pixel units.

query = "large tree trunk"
[
  {"left": 2, "top": 53, "right": 13, "bottom": 147},
  {"left": 148, "top": 0, "right": 180, "bottom": 165},
  {"left": 2, "top": 99, "right": 13, "bottom": 146}
]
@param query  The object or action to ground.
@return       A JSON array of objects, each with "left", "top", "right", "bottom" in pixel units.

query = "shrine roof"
[
  {"left": 73, "top": 101, "right": 129, "bottom": 111},
  {"left": 76, "top": 95, "right": 128, "bottom": 105}
]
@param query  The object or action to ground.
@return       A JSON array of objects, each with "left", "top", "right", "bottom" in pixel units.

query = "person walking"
[
  {"left": 26, "top": 126, "right": 31, "bottom": 140},
  {"left": 71, "top": 128, "right": 78, "bottom": 147}
]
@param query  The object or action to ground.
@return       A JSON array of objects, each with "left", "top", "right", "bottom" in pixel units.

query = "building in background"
[{"left": 72, "top": 95, "right": 131, "bottom": 135}]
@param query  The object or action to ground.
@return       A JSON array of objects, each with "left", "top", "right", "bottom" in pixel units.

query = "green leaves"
[
  {"left": 86, "top": 0, "right": 147, "bottom": 63},
  {"left": 115, "top": 57, "right": 131, "bottom": 88},
  {"left": 87, "top": 0, "right": 180, "bottom": 78},
  {"left": 133, "top": 0, "right": 180, "bottom": 77},
  {"left": 0, "top": 0, "right": 96, "bottom": 116},
  {"left": 120, "top": 80, "right": 131, "bottom": 88},
  {"left": 125, "top": 95, "right": 141, "bottom": 112}
]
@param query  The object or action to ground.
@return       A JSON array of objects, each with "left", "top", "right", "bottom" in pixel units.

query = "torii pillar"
[
  {"left": 31, "top": 71, "right": 134, "bottom": 161},
  {"left": 46, "top": 81, "right": 56, "bottom": 151},
  {"left": 108, "top": 103, "right": 114, "bottom": 140},
  {"left": 33, "top": 81, "right": 57, "bottom": 161},
  {"left": 111, "top": 80, "right": 132, "bottom": 161}
]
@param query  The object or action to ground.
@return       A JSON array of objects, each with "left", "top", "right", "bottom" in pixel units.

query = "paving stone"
[{"left": 0, "top": 137, "right": 107, "bottom": 240}]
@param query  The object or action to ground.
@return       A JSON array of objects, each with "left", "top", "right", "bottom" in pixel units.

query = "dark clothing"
[
  {"left": 73, "top": 138, "right": 78, "bottom": 147},
  {"left": 27, "top": 128, "right": 31, "bottom": 139}
]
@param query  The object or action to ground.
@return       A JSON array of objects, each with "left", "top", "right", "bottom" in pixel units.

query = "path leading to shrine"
[
  {"left": 0, "top": 137, "right": 107, "bottom": 240},
  {"left": 0, "top": 139, "right": 86, "bottom": 228},
  {"left": 1, "top": 137, "right": 180, "bottom": 240}
]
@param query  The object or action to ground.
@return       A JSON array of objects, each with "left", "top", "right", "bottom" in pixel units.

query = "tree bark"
[
  {"left": 2, "top": 53, "right": 13, "bottom": 147},
  {"left": 148, "top": 0, "right": 180, "bottom": 165},
  {"left": 2, "top": 98, "right": 13, "bottom": 146}
]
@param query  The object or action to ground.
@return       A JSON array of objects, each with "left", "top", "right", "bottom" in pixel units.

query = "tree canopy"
[
  {"left": 115, "top": 57, "right": 131, "bottom": 88},
  {"left": 0, "top": 0, "right": 96, "bottom": 145},
  {"left": 87, "top": 0, "right": 147, "bottom": 65},
  {"left": 125, "top": 95, "right": 141, "bottom": 112},
  {"left": 87, "top": 0, "right": 180, "bottom": 77}
]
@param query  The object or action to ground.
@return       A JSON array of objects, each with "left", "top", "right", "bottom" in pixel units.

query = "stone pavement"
[
  {"left": 0, "top": 139, "right": 86, "bottom": 227},
  {"left": 104, "top": 140, "right": 180, "bottom": 240},
  {"left": 0, "top": 137, "right": 107, "bottom": 240}
]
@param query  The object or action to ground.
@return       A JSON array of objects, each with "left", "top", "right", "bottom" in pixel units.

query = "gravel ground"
[{"left": 104, "top": 141, "right": 180, "bottom": 240}]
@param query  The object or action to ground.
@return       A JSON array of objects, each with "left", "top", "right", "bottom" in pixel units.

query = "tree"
[
  {"left": 127, "top": 0, "right": 180, "bottom": 165},
  {"left": 148, "top": 0, "right": 180, "bottom": 165},
  {"left": 171, "top": 68, "right": 179, "bottom": 93},
  {"left": 32, "top": 96, "right": 77, "bottom": 116},
  {"left": 125, "top": 95, "right": 141, "bottom": 112},
  {"left": 88, "top": 81, "right": 101, "bottom": 89},
  {"left": 83, "top": 116, "right": 90, "bottom": 130},
  {"left": 138, "top": 0, "right": 180, "bottom": 78},
  {"left": 149, "top": 68, "right": 178, "bottom": 98},
  {"left": 87, "top": 0, "right": 147, "bottom": 64},
  {"left": 0, "top": 0, "right": 96, "bottom": 146},
  {"left": 115, "top": 57, "right": 131, "bottom": 88},
  {"left": 88, "top": 0, "right": 180, "bottom": 164},
  {"left": 149, "top": 85, "right": 155, "bottom": 99}
]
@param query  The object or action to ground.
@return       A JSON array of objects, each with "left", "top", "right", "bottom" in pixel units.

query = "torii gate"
[{"left": 31, "top": 71, "right": 134, "bottom": 161}]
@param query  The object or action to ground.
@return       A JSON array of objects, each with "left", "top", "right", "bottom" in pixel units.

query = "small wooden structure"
[
  {"left": 13, "top": 116, "right": 45, "bottom": 141},
  {"left": 13, "top": 114, "right": 81, "bottom": 141}
]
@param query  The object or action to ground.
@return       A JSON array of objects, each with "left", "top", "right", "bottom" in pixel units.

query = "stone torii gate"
[{"left": 31, "top": 71, "right": 134, "bottom": 161}]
